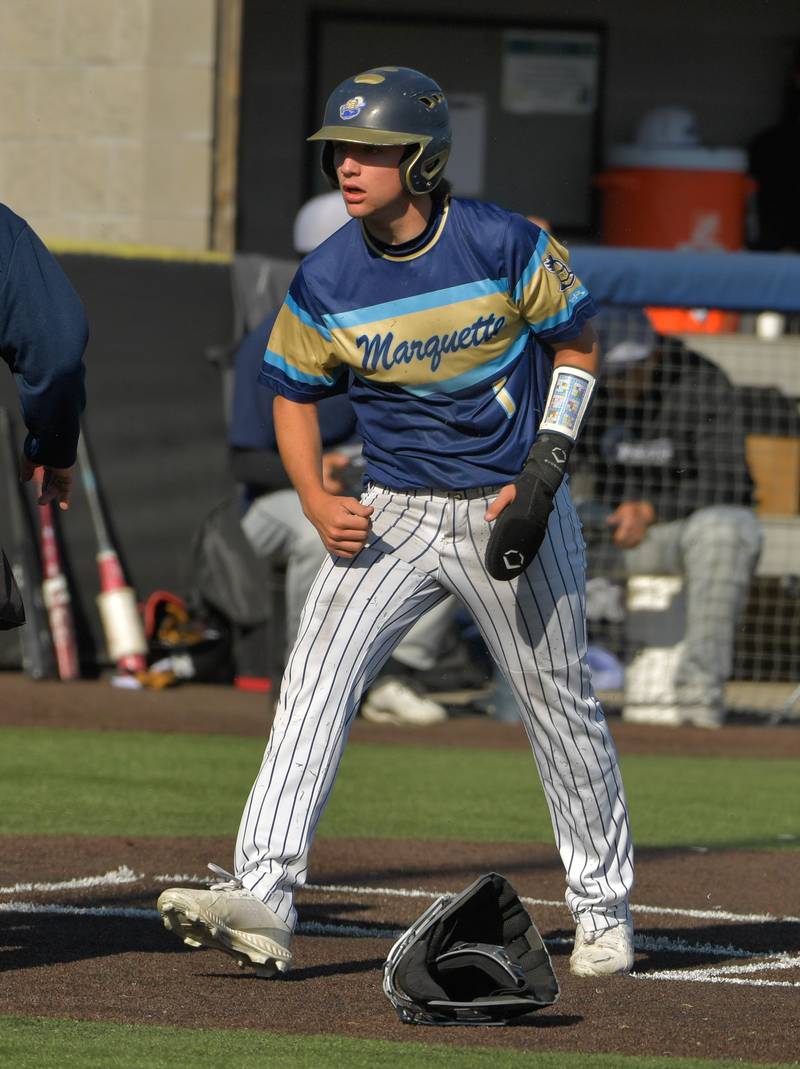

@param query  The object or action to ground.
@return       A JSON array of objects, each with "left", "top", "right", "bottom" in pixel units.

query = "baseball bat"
[
  {"left": 76, "top": 426, "right": 147, "bottom": 674},
  {"left": 35, "top": 469, "right": 81, "bottom": 681},
  {"left": 0, "top": 408, "right": 57, "bottom": 679}
]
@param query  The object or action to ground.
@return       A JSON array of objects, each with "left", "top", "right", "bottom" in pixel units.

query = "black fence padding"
[{"left": 0, "top": 253, "right": 235, "bottom": 670}]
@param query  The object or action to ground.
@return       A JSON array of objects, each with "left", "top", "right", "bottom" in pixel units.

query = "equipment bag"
[
  {"left": 0, "top": 550, "right": 25, "bottom": 630},
  {"left": 188, "top": 495, "right": 273, "bottom": 628}
]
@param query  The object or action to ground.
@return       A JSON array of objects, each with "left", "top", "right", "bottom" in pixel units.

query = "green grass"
[
  {"left": 0, "top": 1016, "right": 792, "bottom": 1069},
  {"left": 0, "top": 726, "right": 797, "bottom": 848}
]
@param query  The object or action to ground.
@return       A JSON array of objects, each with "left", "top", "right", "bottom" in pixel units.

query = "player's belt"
[{"left": 367, "top": 481, "right": 504, "bottom": 500}]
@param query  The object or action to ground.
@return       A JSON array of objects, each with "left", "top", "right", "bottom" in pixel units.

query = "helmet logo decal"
[{"left": 339, "top": 95, "right": 367, "bottom": 120}]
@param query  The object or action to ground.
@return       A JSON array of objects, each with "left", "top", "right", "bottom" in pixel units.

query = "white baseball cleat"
[
  {"left": 157, "top": 864, "right": 292, "bottom": 978},
  {"left": 360, "top": 678, "right": 447, "bottom": 726},
  {"left": 569, "top": 921, "right": 634, "bottom": 977}
]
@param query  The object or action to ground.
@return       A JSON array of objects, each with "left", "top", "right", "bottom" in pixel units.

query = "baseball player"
[{"left": 159, "top": 66, "right": 634, "bottom": 980}]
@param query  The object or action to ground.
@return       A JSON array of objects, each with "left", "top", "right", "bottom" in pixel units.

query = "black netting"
[{"left": 574, "top": 304, "right": 799, "bottom": 721}]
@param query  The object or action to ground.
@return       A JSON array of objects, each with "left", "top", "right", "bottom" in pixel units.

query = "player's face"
[{"left": 332, "top": 142, "right": 408, "bottom": 219}]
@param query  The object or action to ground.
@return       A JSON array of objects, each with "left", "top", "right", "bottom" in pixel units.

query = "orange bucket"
[{"left": 596, "top": 147, "right": 755, "bottom": 333}]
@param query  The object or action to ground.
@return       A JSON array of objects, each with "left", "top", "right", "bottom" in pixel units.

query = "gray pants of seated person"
[
  {"left": 242, "top": 488, "right": 457, "bottom": 661},
  {"left": 623, "top": 506, "right": 762, "bottom": 713}
]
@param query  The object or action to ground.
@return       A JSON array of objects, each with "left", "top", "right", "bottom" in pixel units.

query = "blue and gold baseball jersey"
[{"left": 260, "top": 196, "right": 596, "bottom": 489}]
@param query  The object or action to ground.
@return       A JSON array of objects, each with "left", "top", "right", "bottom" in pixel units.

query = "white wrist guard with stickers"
[{"left": 537, "top": 365, "right": 596, "bottom": 442}]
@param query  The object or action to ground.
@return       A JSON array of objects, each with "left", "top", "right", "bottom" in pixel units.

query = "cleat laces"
[{"left": 206, "top": 862, "right": 247, "bottom": 893}]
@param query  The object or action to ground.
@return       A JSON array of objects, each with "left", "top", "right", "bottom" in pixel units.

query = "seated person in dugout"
[
  {"left": 571, "top": 307, "right": 762, "bottom": 728},
  {"left": 228, "top": 192, "right": 461, "bottom": 727}
]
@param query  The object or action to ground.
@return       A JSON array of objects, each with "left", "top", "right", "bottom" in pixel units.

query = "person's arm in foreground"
[
  {"left": 273, "top": 394, "right": 373, "bottom": 557},
  {"left": 3, "top": 215, "right": 87, "bottom": 509}
]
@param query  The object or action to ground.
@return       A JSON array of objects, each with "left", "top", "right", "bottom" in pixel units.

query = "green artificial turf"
[
  {"left": 0, "top": 726, "right": 797, "bottom": 848},
  {"left": 0, "top": 1016, "right": 792, "bottom": 1069}
]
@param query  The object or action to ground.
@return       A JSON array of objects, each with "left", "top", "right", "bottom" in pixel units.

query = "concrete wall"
[
  {"left": 0, "top": 0, "right": 217, "bottom": 248},
  {"left": 3, "top": 0, "right": 799, "bottom": 255}
]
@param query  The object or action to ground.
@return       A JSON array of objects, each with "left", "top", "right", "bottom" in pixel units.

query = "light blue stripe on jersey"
[
  {"left": 286, "top": 292, "right": 332, "bottom": 340},
  {"left": 322, "top": 277, "right": 509, "bottom": 331},
  {"left": 530, "top": 284, "right": 590, "bottom": 334},
  {"left": 512, "top": 229, "right": 550, "bottom": 304},
  {"left": 374, "top": 326, "right": 531, "bottom": 398},
  {"left": 263, "top": 349, "right": 341, "bottom": 387}
]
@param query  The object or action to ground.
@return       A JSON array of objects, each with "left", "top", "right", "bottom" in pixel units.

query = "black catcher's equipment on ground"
[{"left": 383, "top": 872, "right": 559, "bottom": 1026}]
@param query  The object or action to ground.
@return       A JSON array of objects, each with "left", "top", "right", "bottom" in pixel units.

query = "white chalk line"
[
  {"left": 0, "top": 902, "right": 154, "bottom": 918},
  {"left": 3, "top": 901, "right": 797, "bottom": 988},
  {"left": 0, "top": 901, "right": 781, "bottom": 960},
  {"left": 0, "top": 866, "right": 140, "bottom": 895},
  {"left": 3, "top": 870, "right": 798, "bottom": 988},
  {"left": 548, "top": 933, "right": 777, "bottom": 960},
  {"left": 302, "top": 881, "right": 800, "bottom": 926},
  {"left": 7, "top": 871, "right": 799, "bottom": 927},
  {"left": 0, "top": 901, "right": 397, "bottom": 939},
  {"left": 631, "top": 954, "right": 800, "bottom": 988}
]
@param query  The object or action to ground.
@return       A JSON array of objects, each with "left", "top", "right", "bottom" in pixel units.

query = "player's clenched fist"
[{"left": 303, "top": 491, "right": 373, "bottom": 557}]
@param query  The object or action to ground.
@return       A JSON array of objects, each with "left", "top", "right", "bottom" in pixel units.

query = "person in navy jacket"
[{"left": 1, "top": 203, "right": 87, "bottom": 627}]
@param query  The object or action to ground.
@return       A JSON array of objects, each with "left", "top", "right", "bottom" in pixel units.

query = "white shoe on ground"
[
  {"left": 360, "top": 678, "right": 447, "bottom": 726},
  {"left": 569, "top": 921, "right": 634, "bottom": 977},
  {"left": 157, "top": 863, "right": 292, "bottom": 977},
  {"left": 681, "top": 705, "right": 725, "bottom": 729}
]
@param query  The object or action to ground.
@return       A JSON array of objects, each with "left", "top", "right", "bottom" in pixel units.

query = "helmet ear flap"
[
  {"left": 399, "top": 144, "right": 423, "bottom": 194},
  {"left": 404, "top": 144, "right": 451, "bottom": 194},
  {"left": 320, "top": 142, "right": 339, "bottom": 189},
  {"left": 420, "top": 148, "right": 450, "bottom": 184}
]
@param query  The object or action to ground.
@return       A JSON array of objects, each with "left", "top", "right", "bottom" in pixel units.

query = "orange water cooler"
[{"left": 596, "top": 145, "right": 755, "bottom": 333}]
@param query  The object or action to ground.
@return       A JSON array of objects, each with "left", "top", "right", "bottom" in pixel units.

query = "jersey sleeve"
[
  {"left": 1, "top": 213, "right": 88, "bottom": 468},
  {"left": 506, "top": 216, "right": 596, "bottom": 343},
  {"left": 258, "top": 264, "right": 346, "bottom": 403}
]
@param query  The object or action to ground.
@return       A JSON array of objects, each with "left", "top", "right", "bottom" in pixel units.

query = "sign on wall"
[{"left": 502, "top": 29, "right": 600, "bottom": 115}]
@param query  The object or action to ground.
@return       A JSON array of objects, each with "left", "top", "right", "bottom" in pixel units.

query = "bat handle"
[{"left": 97, "top": 550, "right": 125, "bottom": 589}]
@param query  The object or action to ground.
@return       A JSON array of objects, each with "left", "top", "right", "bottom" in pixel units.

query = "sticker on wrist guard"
[{"left": 538, "top": 367, "right": 595, "bottom": 440}]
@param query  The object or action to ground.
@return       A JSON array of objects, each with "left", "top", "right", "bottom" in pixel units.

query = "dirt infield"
[
  {"left": 1, "top": 836, "right": 798, "bottom": 1063},
  {"left": 1, "top": 673, "right": 799, "bottom": 1063},
  {"left": 2, "top": 672, "right": 799, "bottom": 759}
]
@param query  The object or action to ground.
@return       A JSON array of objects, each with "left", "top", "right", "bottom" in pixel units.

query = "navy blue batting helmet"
[{"left": 308, "top": 66, "right": 451, "bottom": 195}]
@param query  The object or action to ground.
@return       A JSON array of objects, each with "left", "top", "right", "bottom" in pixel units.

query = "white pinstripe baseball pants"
[{"left": 234, "top": 481, "right": 634, "bottom": 934}]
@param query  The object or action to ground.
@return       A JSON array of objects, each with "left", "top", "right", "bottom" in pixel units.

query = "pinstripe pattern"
[{"left": 234, "top": 482, "right": 633, "bottom": 935}]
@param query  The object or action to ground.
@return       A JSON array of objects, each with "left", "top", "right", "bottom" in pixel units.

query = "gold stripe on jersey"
[
  {"left": 330, "top": 289, "right": 521, "bottom": 387},
  {"left": 266, "top": 300, "right": 338, "bottom": 387}
]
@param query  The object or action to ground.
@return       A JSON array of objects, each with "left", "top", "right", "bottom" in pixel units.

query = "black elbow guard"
[{"left": 484, "top": 434, "right": 573, "bottom": 581}]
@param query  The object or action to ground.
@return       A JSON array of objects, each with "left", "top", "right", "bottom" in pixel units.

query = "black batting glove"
[{"left": 485, "top": 434, "right": 573, "bottom": 580}]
